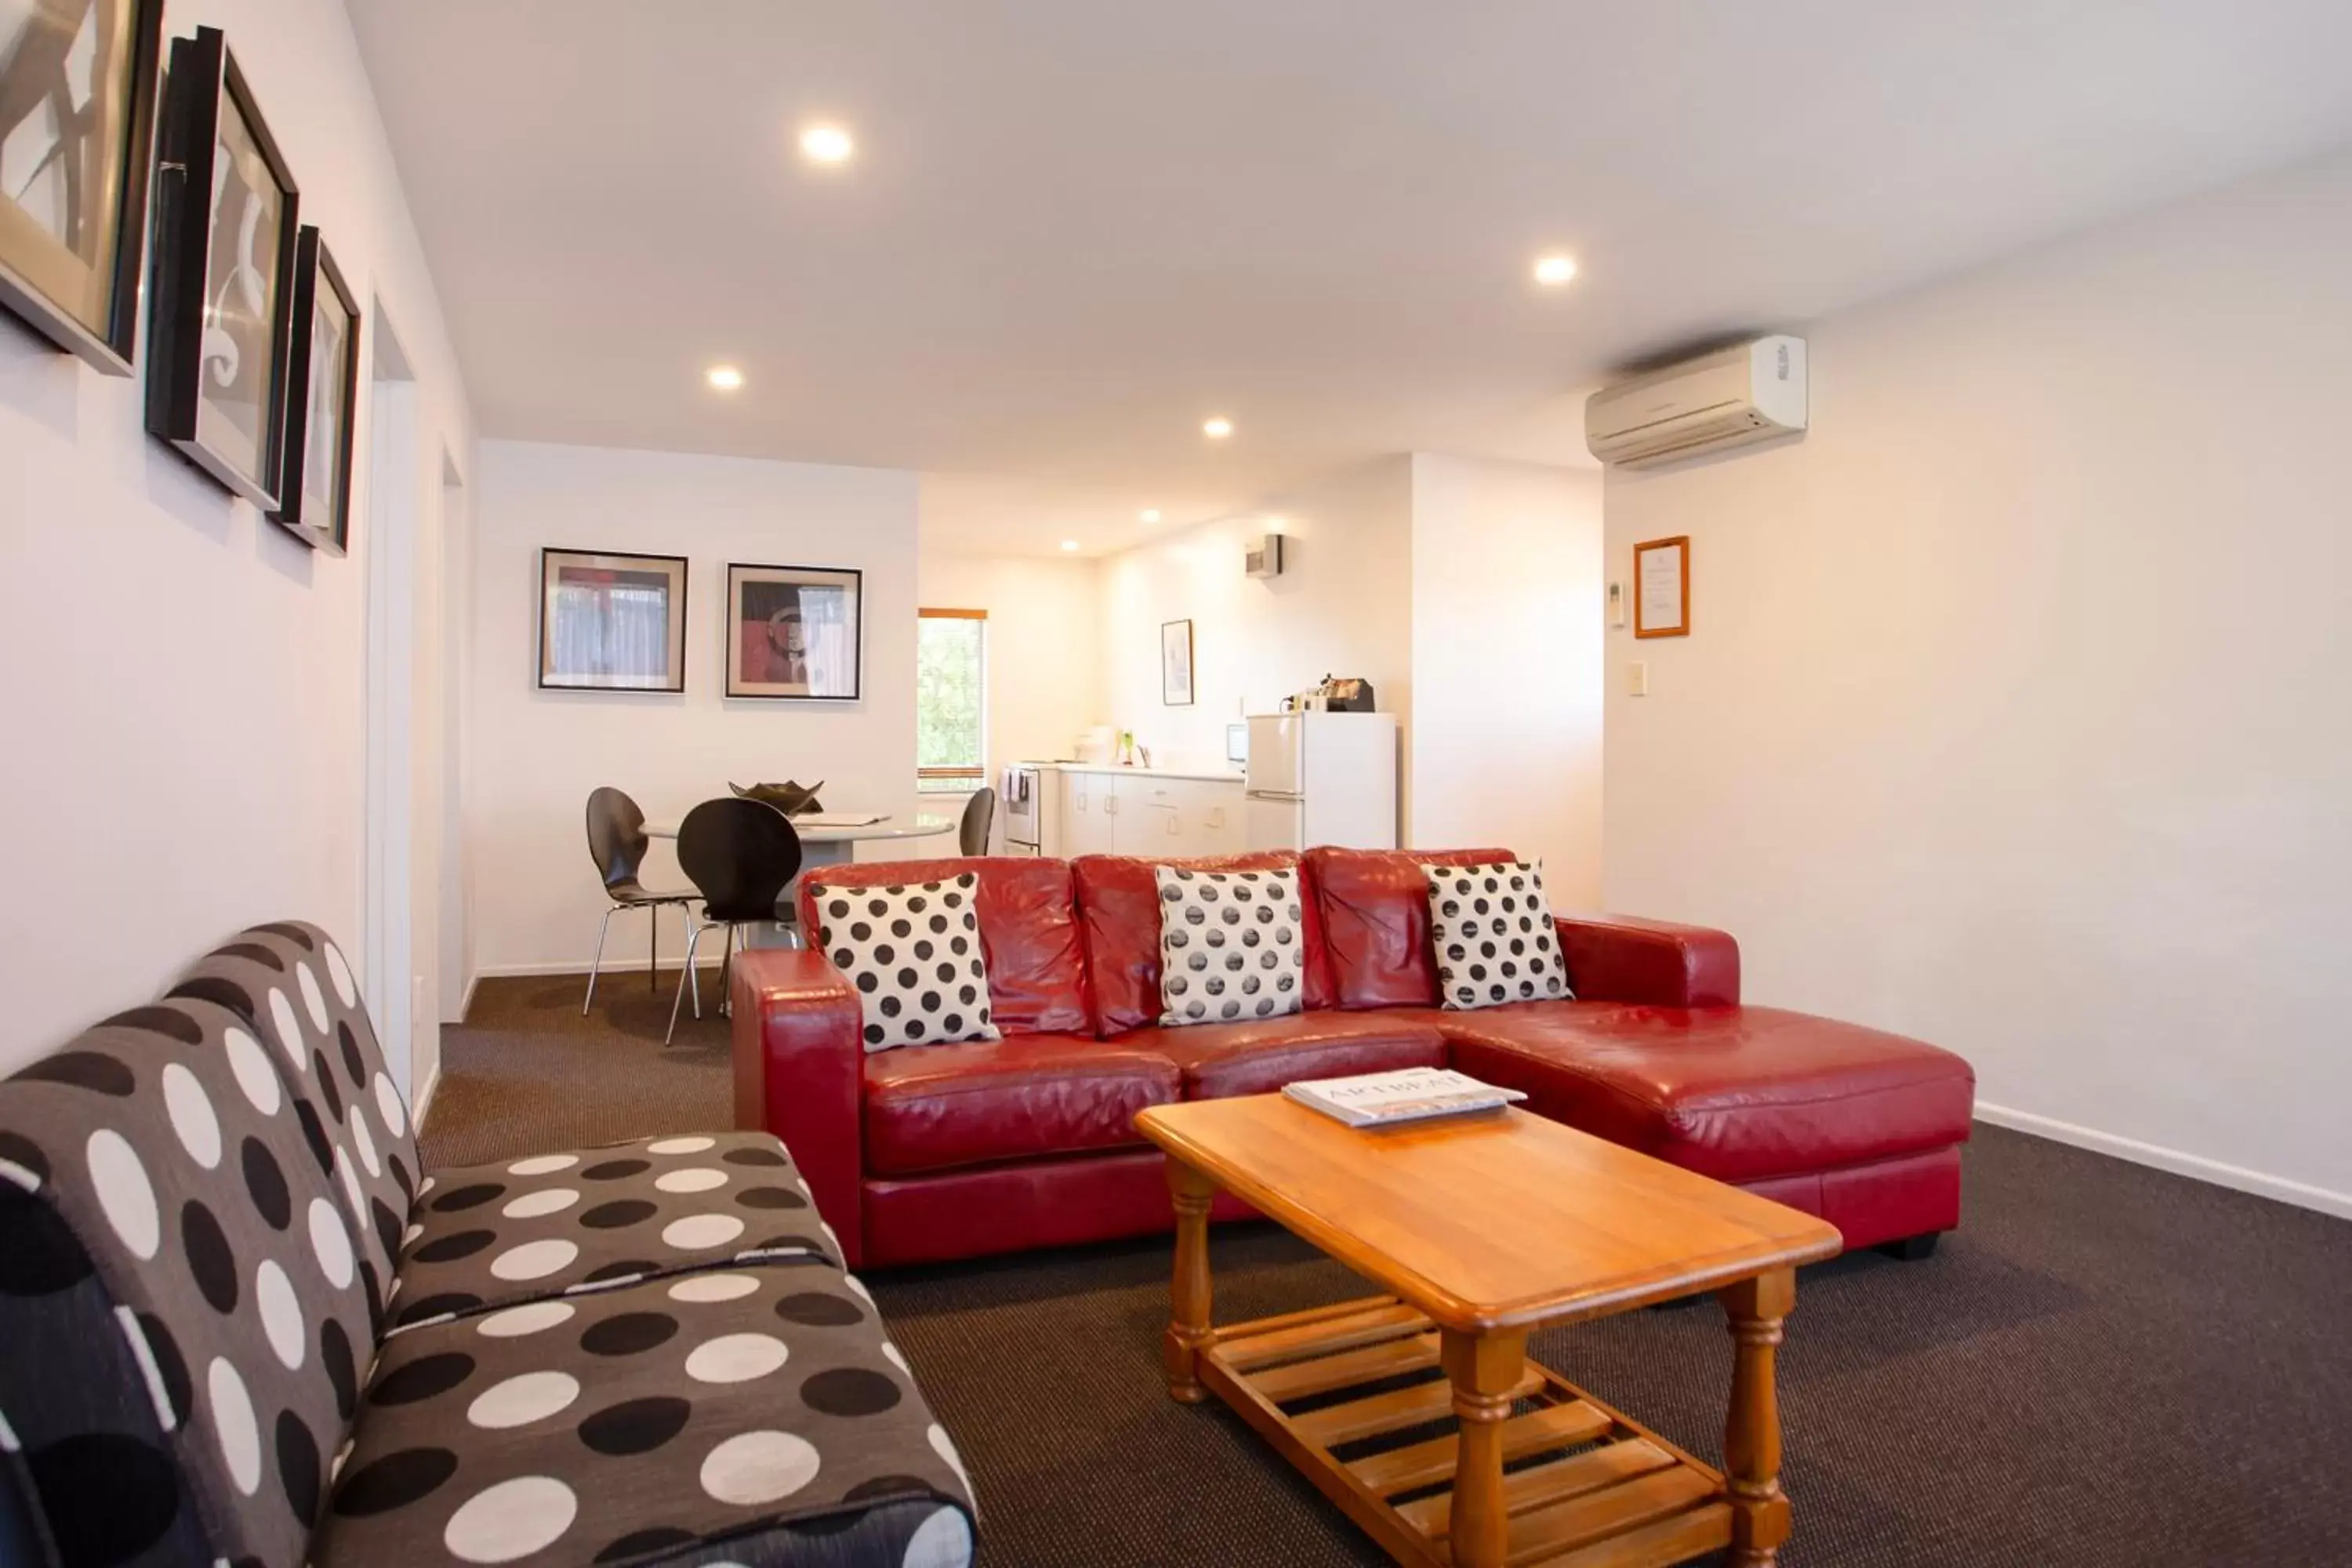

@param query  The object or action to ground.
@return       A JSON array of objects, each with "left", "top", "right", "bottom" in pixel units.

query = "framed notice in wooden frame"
[{"left": 1634, "top": 535, "right": 1690, "bottom": 638}]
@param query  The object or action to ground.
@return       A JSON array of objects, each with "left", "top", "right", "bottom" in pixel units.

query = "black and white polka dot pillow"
[
  {"left": 1155, "top": 866, "right": 1305, "bottom": 1027},
  {"left": 1425, "top": 860, "right": 1573, "bottom": 1010},
  {"left": 811, "top": 874, "right": 1000, "bottom": 1052}
]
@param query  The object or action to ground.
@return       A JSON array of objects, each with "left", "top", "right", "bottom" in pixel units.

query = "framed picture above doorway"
[
  {"left": 1161, "top": 618, "right": 1195, "bottom": 706},
  {"left": 726, "top": 562, "right": 864, "bottom": 700}
]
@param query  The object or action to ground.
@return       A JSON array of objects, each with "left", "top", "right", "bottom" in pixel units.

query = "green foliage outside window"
[{"left": 917, "top": 613, "right": 985, "bottom": 790}]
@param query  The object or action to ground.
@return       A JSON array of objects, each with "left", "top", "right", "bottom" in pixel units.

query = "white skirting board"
[
  {"left": 412, "top": 1063, "right": 443, "bottom": 1136},
  {"left": 472, "top": 956, "right": 717, "bottom": 980},
  {"left": 1976, "top": 1102, "right": 2352, "bottom": 1221}
]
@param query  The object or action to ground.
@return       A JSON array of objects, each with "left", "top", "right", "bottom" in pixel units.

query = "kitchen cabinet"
[
  {"left": 1058, "top": 769, "right": 1118, "bottom": 855},
  {"left": 1113, "top": 776, "right": 1245, "bottom": 857},
  {"left": 1038, "top": 766, "right": 1245, "bottom": 858}
]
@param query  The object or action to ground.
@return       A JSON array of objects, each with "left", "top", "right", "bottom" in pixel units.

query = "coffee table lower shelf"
[{"left": 1199, "top": 1296, "right": 1734, "bottom": 1568}]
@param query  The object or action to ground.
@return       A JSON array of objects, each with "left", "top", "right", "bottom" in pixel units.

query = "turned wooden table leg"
[
  {"left": 1441, "top": 1329, "right": 1526, "bottom": 1568},
  {"left": 1719, "top": 1268, "right": 1797, "bottom": 1566},
  {"left": 1163, "top": 1160, "right": 1217, "bottom": 1403}
]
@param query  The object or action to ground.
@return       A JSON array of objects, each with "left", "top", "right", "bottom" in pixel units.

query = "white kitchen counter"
[{"left": 1032, "top": 762, "right": 1246, "bottom": 785}]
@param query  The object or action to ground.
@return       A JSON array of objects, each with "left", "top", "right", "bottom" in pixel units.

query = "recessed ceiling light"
[
  {"left": 1203, "top": 416, "right": 1234, "bottom": 439},
  {"left": 800, "top": 124, "right": 854, "bottom": 164},
  {"left": 706, "top": 365, "right": 746, "bottom": 390},
  {"left": 1059, "top": 539, "right": 1080, "bottom": 552},
  {"left": 1140, "top": 508, "right": 1162, "bottom": 524},
  {"left": 1533, "top": 254, "right": 1577, "bottom": 286}
]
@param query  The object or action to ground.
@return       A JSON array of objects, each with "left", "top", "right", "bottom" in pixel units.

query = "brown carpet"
[{"left": 430, "top": 975, "right": 2352, "bottom": 1566}]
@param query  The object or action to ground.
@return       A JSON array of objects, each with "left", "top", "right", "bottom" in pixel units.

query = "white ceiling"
[{"left": 347, "top": 0, "right": 2352, "bottom": 555}]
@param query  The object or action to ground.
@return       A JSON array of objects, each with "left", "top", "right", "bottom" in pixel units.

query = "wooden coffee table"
[{"left": 1134, "top": 1095, "right": 1844, "bottom": 1568}]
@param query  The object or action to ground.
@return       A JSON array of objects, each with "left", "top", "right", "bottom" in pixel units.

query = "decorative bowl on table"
[{"left": 729, "top": 780, "right": 825, "bottom": 815}]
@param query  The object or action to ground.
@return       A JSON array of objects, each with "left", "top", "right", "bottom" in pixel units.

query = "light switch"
[{"left": 1628, "top": 662, "right": 1649, "bottom": 697}]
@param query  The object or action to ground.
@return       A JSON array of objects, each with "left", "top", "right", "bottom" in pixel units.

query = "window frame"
[{"left": 916, "top": 606, "right": 989, "bottom": 789}]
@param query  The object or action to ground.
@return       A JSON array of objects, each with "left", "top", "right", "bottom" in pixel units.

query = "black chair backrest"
[
  {"left": 586, "top": 786, "right": 652, "bottom": 891},
  {"left": 677, "top": 797, "right": 804, "bottom": 923},
  {"left": 959, "top": 786, "right": 996, "bottom": 855}
]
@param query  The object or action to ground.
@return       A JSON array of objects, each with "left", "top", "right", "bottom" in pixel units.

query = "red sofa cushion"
[
  {"left": 802, "top": 856, "right": 1091, "bottom": 1036},
  {"left": 861, "top": 1033, "right": 1178, "bottom": 1177},
  {"left": 1073, "top": 851, "right": 1334, "bottom": 1035},
  {"left": 1421, "top": 1002, "right": 1976, "bottom": 1183},
  {"left": 1304, "top": 846, "right": 1515, "bottom": 1010},
  {"left": 1120, "top": 1012, "right": 1446, "bottom": 1100}
]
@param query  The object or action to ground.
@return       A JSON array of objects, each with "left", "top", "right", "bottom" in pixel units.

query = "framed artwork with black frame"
[
  {"left": 1161, "top": 618, "right": 1195, "bottom": 706},
  {"left": 726, "top": 562, "right": 864, "bottom": 701},
  {"left": 539, "top": 548, "right": 689, "bottom": 692},
  {"left": 270, "top": 227, "right": 358, "bottom": 553},
  {"left": 144, "top": 26, "right": 299, "bottom": 509},
  {"left": 0, "top": 0, "right": 164, "bottom": 374}
]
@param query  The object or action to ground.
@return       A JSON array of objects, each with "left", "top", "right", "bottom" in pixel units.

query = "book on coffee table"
[{"left": 1283, "top": 1066, "right": 1526, "bottom": 1128}]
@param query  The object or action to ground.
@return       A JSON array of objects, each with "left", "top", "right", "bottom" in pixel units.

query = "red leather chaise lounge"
[{"left": 731, "top": 847, "right": 1975, "bottom": 1270}]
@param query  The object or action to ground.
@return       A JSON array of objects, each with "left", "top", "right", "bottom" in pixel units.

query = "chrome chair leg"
[
  {"left": 680, "top": 902, "right": 702, "bottom": 1019},
  {"left": 583, "top": 905, "right": 618, "bottom": 1016},
  {"left": 648, "top": 901, "right": 659, "bottom": 991},
  {"left": 666, "top": 920, "right": 720, "bottom": 1046}
]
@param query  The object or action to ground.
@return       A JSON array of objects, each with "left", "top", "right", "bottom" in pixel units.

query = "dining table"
[{"left": 641, "top": 810, "right": 959, "bottom": 951}]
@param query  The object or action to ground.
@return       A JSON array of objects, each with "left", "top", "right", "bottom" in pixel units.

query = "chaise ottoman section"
[
  {"left": 318, "top": 1254, "right": 975, "bottom": 1568},
  {"left": 1427, "top": 1003, "right": 1976, "bottom": 1186}
]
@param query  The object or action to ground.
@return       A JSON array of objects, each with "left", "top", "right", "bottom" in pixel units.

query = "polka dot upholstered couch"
[{"left": 0, "top": 922, "right": 977, "bottom": 1568}]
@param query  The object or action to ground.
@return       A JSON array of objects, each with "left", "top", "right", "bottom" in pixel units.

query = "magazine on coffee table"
[{"left": 1283, "top": 1066, "right": 1526, "bottom": 1128}]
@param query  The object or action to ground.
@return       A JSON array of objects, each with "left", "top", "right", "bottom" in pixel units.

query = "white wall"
[
  {"left": 1098, "top": 456, "right": 1415, "bottom": 777},
  {"left": 467, "top": 441, "right": 921, "bottom": 973},
  {"left": 915, "top": 550, "right": 1105, "bottom": 783},
  {"left": 0, "top": 0, "right": 473, "bottom": 1084},
  {"left": 1602, "top": 145, "right": 2352, "bottom": 1214},
  {"left": 1410, "top": 456, "right": 1605, "bottom": 898}
]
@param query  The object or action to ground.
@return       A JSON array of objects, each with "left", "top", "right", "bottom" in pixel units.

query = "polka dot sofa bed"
[
  {"left": 729, "top": 846, "right": 1976, "bottom": 1270},
  {"left": 0, "top": 921, "right": 977, "bottom": 1568}
]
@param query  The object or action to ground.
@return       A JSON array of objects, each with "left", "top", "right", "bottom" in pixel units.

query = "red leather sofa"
[{"left": 731, "top": 847, "right": 1975, "bottom": 1271}]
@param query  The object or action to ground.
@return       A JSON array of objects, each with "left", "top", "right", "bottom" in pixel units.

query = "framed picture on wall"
[
  {"left": 726, "top": 562, "right": 864, "bottom": 700},
  {"left": 1161, "top": 618, "right": 1195, "bottom": 706},
  {"left": 0, "top": 0, "right": 165, "bottom": 373},
  {"left": 1634, "top": 535, "right": 1690, "bottom": 638},
  {"left": 269, "top": 227, "right": 359, "bottom": 553},
  {"left": 145, "top": 27, "right": 301, "bottom": 508},
  {"left": 539, "top": 548, "right": 688, "bottom": 691}
]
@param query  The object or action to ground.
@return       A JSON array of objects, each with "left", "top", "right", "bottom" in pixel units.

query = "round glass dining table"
[
  {"left": 640, "top": 812, "right": 957, "bottom": 867},
  {"left": 641, "top": 811, "right": 957, "bottom": 955}
]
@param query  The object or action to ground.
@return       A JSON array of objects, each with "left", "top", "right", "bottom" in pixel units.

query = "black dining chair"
[
  {"left": 959, "top": 786, "right": 996, "bottom": 855},
  {"left": 666, "top": 797, "right": 804, "bottom": 1045},
  {"left": 583, "top": 786, "right": 701, "bottom": 1017}
]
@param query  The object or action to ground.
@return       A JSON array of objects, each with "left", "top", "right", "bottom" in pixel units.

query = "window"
[{"left": 916, "top": 608, "right": 986, "bottom": 791}]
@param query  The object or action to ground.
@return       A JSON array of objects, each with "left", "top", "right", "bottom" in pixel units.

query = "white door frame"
[{"left": 364, "top": 310, "right": 421, "bottom": 1096}]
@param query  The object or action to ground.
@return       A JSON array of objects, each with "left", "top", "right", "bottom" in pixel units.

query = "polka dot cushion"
[
  {"left": 313, "top": 1258, "right": 975, "bottom": 1567},
  {"left": 1424, "top": 860, "right": 1574, "bottom": 1010},
  {"left": 172, "top": 923, "right": 420, "bottom": 1334},
  {"left": 809, "top": 874, "right": 1000, "bottom": 1052},
  {"left": 0, "top": 1002, "right": 379, "bottom": 1568},
  {"left": 390, "top": 1134, "right": 836, "bottom": 1332},
  {"left": 1154, "top": 866, "right": 1305, "bottom": 1027}
]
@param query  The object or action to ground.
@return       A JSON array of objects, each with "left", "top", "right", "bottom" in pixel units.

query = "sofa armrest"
[
  {"left": 731, "top": 948, "right": 869, "bottom": 1268},
  {"left": 1554, "top": 912, "right": 1741, "bottom": 1007}
]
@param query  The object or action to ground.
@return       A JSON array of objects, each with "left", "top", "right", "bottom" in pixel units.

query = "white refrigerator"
[{"left": 1243, "top": 712, "right": 1399, "bottom": 851}]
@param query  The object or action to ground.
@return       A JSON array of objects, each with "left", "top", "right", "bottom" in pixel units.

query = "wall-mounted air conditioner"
[{"left": 1585, "top": 336, "right": 1807, "bottom": 469}]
